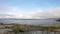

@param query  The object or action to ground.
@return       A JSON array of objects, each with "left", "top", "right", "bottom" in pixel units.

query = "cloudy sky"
[{"left": 0, "top": 0, "right": 60, "bottom": 19}]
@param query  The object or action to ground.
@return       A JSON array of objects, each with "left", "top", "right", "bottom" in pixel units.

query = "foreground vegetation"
[
  {"left": 1, "top": 22, "right": 60, "bottom": 34},
  {"left": 8, "top": 23, "right": 60, "bottom": 34},
  {"left": 0, "top": 19, "right": 60, "bottom": 34}
]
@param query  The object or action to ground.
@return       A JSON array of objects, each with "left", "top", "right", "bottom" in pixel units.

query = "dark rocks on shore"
[{"left": 56, "top": 19, "right": 60, "bottom": 22}]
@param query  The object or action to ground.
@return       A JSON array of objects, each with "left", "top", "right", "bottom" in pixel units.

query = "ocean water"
[{"left": 0, "top": 18, "right": 58, "bottom": 25}]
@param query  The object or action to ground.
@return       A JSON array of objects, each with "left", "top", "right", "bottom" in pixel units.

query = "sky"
[{"left": 0, "top": 0, "right": 60, "bottom": 19}]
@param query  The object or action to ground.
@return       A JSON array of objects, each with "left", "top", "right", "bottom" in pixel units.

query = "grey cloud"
[{"left": 0, "top": 14, "right": 15, "bottom": 18}]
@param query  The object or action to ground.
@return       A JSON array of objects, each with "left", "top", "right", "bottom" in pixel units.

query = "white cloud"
[
  {"left": 0, "top": 3, "right": 60, "bottom": 19},
  {"left": 33, "top": 7, "right": 60, "bottom": 18}
]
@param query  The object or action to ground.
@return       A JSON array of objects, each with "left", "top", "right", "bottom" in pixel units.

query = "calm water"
[{"left": 0, "top": 18, "right": 58, "bottom": 24}]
